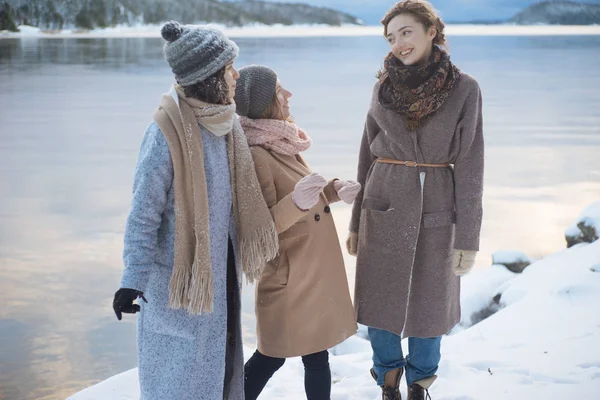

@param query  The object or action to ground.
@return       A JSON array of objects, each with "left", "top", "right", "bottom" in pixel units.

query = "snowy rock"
[
  {"left": 492, "top": 250, "right": 531, "bottom": 273},
  {"left": 591, "top": 264, "right": 600, "bottom": 273},
  {"left": 565, "top": 201, "right": 600, "bottom": 248},
  {"left": 469, "top": 292, "right": 503, "bottom": 326},
  {"left": 450, "top": 264, "right": 516, "bottom": 333}
]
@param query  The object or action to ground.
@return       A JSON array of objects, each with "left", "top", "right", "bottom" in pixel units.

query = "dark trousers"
[
  {"left": 244, "top": 349, "right": 331, "bottom": 400},
  {"left": 223, "top": 238, "right": 238, "bottom": 399}
]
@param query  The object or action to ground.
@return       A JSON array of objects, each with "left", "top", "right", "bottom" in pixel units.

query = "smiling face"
[{"left": 385, "top": 13, "right": 437, "bottom": 66}]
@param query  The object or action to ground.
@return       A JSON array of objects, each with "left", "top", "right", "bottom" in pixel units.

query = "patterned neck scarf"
[{"left": 379, "top": 45, "right": 461, "bottom": 131}]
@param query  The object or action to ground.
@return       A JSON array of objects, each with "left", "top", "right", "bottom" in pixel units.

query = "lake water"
[{"left": 0, "top": 32, "right": 599, "bottom": 399}]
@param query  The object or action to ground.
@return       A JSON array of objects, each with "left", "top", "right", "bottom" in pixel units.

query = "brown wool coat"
[
  {"left": 251, "top": 146, "right": 358, "bottom": 358},
  {"left": 350, "top": 73, "right": 484, "bottom": 338}
]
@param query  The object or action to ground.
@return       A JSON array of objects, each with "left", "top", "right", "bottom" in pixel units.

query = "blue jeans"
[{"left": 368, "top": 327, "right": 441, "bottom": 386}]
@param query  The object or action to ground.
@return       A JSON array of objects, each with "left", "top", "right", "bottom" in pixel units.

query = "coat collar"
[
  {"left": 268, "top": 152, "right": 329, "bottom": 204},
  {"left": 271, "top": 152, "right": 312, "bottom": 178}
]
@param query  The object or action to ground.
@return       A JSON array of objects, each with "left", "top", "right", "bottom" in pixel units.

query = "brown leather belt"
[{"left": 376, "top": 157, "right": 451, "bottom": 168}]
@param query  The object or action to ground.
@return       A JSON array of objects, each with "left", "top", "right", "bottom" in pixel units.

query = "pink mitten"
[
  {"left": 333, "top": 180, "right": 362, "bottom": 204},
  {"left": 292, "top": 173, "right": 328, "bottom": 210}
]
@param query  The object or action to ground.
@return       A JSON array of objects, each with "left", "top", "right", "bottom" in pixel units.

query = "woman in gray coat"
[
  {"left": 111, "top": 21, "right": 278, "bottom": 400},
  {"left": 347, "top": 1, "right": 484, "bottom": 399}
]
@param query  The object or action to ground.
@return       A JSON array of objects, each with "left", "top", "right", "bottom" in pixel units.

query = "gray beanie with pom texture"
[
  {"left": 235, "top": 65, "right": 278, "bottom": 119},
  {"left": 161, "top": 20, "right": 239, "bottom": 86}
]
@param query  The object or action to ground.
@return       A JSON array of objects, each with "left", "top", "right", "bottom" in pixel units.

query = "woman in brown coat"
[
  {"left": 234, "top": 65, "right": 359, "bottom": 400},
  {"left": 346, "top": 1, "right": 484, "bottom": 399}
]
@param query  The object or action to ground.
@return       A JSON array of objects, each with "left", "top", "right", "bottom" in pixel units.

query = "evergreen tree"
[{"left": 0, "top": 1, "right": 18, "bottom": 32}]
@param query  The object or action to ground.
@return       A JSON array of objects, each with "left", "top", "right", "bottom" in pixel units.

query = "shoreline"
[{"left": 2, "top": 24, "right": 600, "bottom": 39}]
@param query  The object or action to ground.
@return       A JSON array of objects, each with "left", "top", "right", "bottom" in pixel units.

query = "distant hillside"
[
  {"left": 229, "top": 1, "right": 362, "bottom": 26},
  {"left": 0, "top": 0, "right": 362, "bottom": 32},
  {"left": 511, "top": 1, "right": 600, "bottom": 24}
]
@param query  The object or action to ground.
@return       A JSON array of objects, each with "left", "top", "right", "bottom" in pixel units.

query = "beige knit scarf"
[
  {"left": 175, "top": 85, "right": 234, "bottom": 137},
  {"left": 153, "top": 86, "right": 279, "bottom": 315}
]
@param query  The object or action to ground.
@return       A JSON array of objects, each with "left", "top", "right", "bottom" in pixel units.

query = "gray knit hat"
[
  {"left": 235, "top": 65, "right": 278, "bottom": 119},
  {"left": 161, "top": 21, "right": 239, "bottom": 86}
]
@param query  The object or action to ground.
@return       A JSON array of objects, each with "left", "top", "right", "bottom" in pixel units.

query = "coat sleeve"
[
  {"left": 251, "top": 147, "right": 309, "bottom": 235},
  {"left": 349, "top": 113, "right": 379, "bottom": 234},
  {"left": 453, "top": 84, "right": 484, "bottom": 251},
  {"left": 120, "top": 123, "right": 173, "bottom": 292},
  {"left": 323, "top": 179, "right": 341, "bottom": 204}
]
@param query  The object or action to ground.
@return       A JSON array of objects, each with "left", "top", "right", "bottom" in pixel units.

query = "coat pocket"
[
  {"left": 279, "top": 221, "right": 309, "bottom": 241},
  {"left": 142, "top": 265, "right": 198, "bottom": 340},
  {"left": 361, "top": 197, "right": 391, "bottom": 212},
  {"left": 262, "top": 250, "right": 290, "bottom": 287},
  {"left": 257, "top": 249, "right": 290, "bottom": 310},
  {"left": 422, "top": 210, "right": 456, "bottom": 228},
  {"left": 359, "top": 197, "right": 396, "bottom": 253},
  {"left": 274, "top": 221, "right": 309, "bottom": 285}
]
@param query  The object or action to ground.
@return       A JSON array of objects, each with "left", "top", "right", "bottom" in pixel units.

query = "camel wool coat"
[
  {"left": 350, "top": 73, "right": 484, "bottom": 338},
  {"left": 251, "top": 146, "right": 358, "bottom": 358}
]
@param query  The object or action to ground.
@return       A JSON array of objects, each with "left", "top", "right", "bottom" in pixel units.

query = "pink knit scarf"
[{"left": 239, "top": 116, "right": 312, "bottom": 156}]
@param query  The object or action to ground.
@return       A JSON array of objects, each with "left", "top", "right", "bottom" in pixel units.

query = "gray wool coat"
[
  {"left": 120, "top": 122, "right": 244, "bottom": 400},
  {"left": 350, "top": 73, "right": 484, "bottom": 338}
]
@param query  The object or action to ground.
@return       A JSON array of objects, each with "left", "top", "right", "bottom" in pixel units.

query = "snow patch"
[
  {"left": 16, "top": 25, "right": 42, "bottom": 35},
  {"left": 68, "top": 238, "right": 600, "bottom": 399}
]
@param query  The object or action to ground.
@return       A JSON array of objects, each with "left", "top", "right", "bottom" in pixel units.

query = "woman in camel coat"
[{"left": 235, "top": 65, "right": 359, "bottom": 400}]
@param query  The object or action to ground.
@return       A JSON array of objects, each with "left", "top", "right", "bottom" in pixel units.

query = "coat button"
[
  {"left": 314, "top": 214, "right": 321, "bottom": 222},
  {"left": 324, "top": 206, "right": 331, "bottom": 214}
]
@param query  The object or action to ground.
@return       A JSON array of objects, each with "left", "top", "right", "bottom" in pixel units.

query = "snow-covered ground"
[
  {"left": 2, "top": 24, "right": 600, "bottom": 39},
  {"left": 68, "top": 202, "right": 600, "bottom": 399}
]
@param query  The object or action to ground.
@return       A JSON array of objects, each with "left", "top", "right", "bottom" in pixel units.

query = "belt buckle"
[{"left": 404, "top": 161, "right": 418, "bottom": 167}]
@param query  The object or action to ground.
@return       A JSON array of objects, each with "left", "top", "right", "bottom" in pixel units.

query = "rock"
[
  {"left": 578, "top": 218, "right": 599, "bottom": 242},
  {"left": 470, "top": 293, "right": 503, "bottom": 325},
  {"left": 492, "top": 250, "right": 531, "bottom": 273},
  {"left": 565, "top": 201, "right": 600, "bottom": 248},
  {"left": 449, "top": 264, "right": 516, "bottom": 334}
]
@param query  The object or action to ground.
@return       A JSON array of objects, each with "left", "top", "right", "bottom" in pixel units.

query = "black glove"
[{"left": 113, "top": 288, "right": 147, "bottom": 321}]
